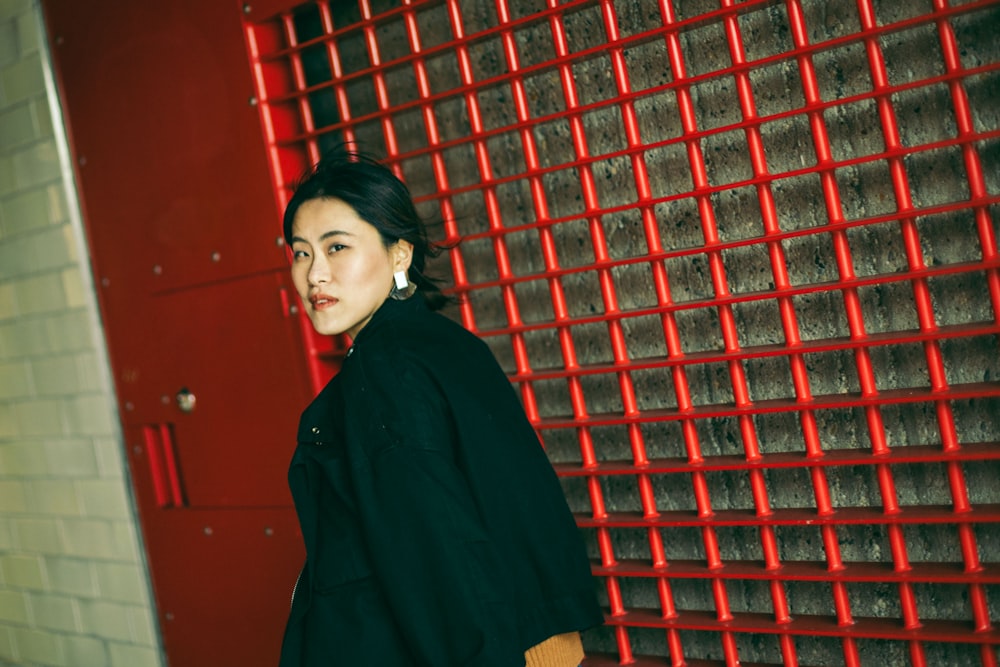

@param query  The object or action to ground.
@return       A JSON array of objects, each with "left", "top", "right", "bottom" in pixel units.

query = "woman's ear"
[{"left": 392, "top": 239, "right": 414, "bottom": 273}]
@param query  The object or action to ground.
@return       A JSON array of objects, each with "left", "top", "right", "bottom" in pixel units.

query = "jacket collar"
[{"left": 348, "top": 296, "right": 428, "bottom": 351}]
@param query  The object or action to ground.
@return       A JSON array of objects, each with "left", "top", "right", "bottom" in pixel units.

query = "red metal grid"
[{"left": 242, "top": 0, "right": 1000, "bottom": 664}]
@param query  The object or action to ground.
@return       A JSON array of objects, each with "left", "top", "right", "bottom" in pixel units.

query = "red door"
[{"left": 43, "top": 1, "right": 310, "bottom": 664}]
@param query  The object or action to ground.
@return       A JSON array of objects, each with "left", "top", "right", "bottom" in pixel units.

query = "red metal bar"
[
  {"left": 158, "top": 423, "right": 186, "bottom": 508},
  {"left": 399, "top": 0, "right": 476, "bottom": 337},
  {"left": 604, "top": 607, "right": 1000, "bottom": 643},
  {"left": 142, "top": 425, "right": 171, "bottom": 508},
  {"left": 280, "top": 13, "right": 320, "bottom": 166},
  {"left": 930, "top": 7, "right": 999, "bottom": 641},
  {"left": 316, "top": 1, "right": 356, "bottom": 147},
  {"left": 576, "top": 504, "right": 1000, "bottom": 528}
]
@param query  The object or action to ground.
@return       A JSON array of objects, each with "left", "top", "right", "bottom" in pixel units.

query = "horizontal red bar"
[
  {"left": 575, "top": 504, "right": 1000, "bottom": 528},
  {"left": 271, "top": 58, "right": 1000, "bottom": 183},
  {"left": 536, "top": 382, "right": 1000, "bottom": 430},
  {"left": 553, "top": 442, "right": 1000, "bottom": 477},
  {"left": 513, "top": 322, "right": 1000, "bottom": 384},
  {"left": 458, "top": 228, "right": 1000, "bottom": 321},
  {"left": 593, "top": 558, "right": 1000, "bottom": 584},
  {"left": 583, "top": 655, "right": 730, "bottom": 667},
  {"left": 604, "top": 608, "right": 1000, "bottom": 644}
]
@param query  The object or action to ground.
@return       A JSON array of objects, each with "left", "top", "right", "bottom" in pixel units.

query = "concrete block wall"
[{"left": 0, "top": 1, "right": 163, "bottom": 665}]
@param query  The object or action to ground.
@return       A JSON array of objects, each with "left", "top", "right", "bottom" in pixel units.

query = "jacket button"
[{"left": 311, "top": 426, "right": 320, "bottom": 434}]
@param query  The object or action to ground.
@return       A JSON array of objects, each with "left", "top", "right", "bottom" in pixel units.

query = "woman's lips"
[{"left": 310, "top": 294, "right": 338, "bottom": 310}]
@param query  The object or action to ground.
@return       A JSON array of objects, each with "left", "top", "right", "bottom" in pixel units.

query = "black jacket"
[{"left": 280, "top": 297, "right": 603, "bottom": 666}]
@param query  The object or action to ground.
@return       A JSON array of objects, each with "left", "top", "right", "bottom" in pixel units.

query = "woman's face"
[{"left": 290, "top": 197, "right": 412, "bottom": 339}]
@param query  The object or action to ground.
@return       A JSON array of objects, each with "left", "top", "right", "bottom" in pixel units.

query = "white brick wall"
[{"left": 0, "top": 2, "right": 163, "bottom": 665}]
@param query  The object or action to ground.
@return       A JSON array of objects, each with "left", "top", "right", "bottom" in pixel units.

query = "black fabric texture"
[{"left": 280, "top": 297, "right": 603, "bottom": 667}]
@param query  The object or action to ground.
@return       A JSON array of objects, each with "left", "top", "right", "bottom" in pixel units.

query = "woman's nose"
[{"left": 307, "top": 258, "right": 330, "bottom": 285}]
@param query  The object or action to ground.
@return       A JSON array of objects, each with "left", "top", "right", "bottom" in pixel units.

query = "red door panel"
[
  {"left": 42, "top": 1, "right": 314, "bottom": 665},
  {"left": 132, "top": 503, "right": 303, "bottom": 667},
  {"left": 43, "top": 0, "right": 287, "bottom": 295},
  {"left": 123, "top": 271, "right": 305, "bottom": 508}
]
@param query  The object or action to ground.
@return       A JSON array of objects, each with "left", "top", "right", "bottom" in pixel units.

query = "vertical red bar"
[
  {"left": 316, "top": 1, "right": 357, "bottom": 147},
  {"left": 932, "top": 7, "right": 995, "bottom": 646},
  {"left": 280, "top": 12, "right": 320, "bottom": 166},
  {"left": 784, "top": 3, "right": 862, "bottom": 663},
  {"left": 399, "top": 0, "right": 475, "bottom": 333},
  {"left": 142, "top": 425, "right": 171, "bottom": 508},
  {"left": 931, "top": 0, "right": 1000, "bottom": 325},
  {"left": 358, "top": 0, "right": 399, "bottom": 162}
]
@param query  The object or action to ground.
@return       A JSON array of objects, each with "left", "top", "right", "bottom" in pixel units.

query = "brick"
[
  {"left": 0, "top": 281, "right": 15, "bottom": 320},
  {"left": 0, "top": 359, "right": 29, "bottom": 399},
  {"left": 127, "top": 605, "right": 157, "bottom": 647},
  {"left": 1, "top": 553, "right": 45, "bottom": 589},
  {"left": 61, "top": 223, "right": 79, "bottom": 263},
  {"left": 0, "top": 589, "right": 28, "bottom": 623},
  {"left": 45, "top": 311, "right": 93, "bottom": 353},
  {"left": 77, "top": 479, "right": 130, "bottom": 520},
  {"left": 61, "top": 266, "right": 88, "bottom": 308},
  {"left": 1, "top": 52, "right": 44, "bottom": 104},
  {"left": 75, "top": 352, "right": 104, "bottom": 392},
  {"left": 27, "top": 226, "right": 75, "bottom": 273},
  {"left": 0, "top": 235, "right": 39, "bottom": 281},
  {"left": 108, "top": 641, "right": 161, "bottom": 667},
  {"left": 0, "top": 626, "right": 13, "bottom": 661},
  {"left": 11, "top": 626, "right": 66, "bottom": 666},
  {"left": 13, "top": 398, "right": 65, "bottom": 437},
  {"left": 109, "top": 521, "right": 140, "bottom": 562},
  {"left": 0, "top": 402, "right": 16, "bottom": 438},
  {"left": 0, "top": 441, "right": 47, "bottom": 476},
  {"left": 61, "top": 635, "right": 109, "bottom": 667},
  {"left": 0, "top": 517, "right": 11, "bottom": 549},
  {"left": 65, "top": 394, "right": 116, "bottom": 436},
  {"left": 0, "top": 154, "right": 14, "bottom": 195},
  {"left": 12, "top": 517, "right": 60, "bottom": 553},
  {"left": 15, "top": 11, "right": 38, "bottom": 55},
  {"left": 26, "top": 479, "right": 79, "bottom": 516},
  {"left": 59, "top": 519, "right": 115, "bottom": 559},
  {"left": 94, "top": 562, "right": 147, "bottom": 604},
  {"left": 28, "top": 593, "right": 78, "bottom": 632},
  {"left": 78, "top": 599, "right": 131, "bottom": 641},
  {"left": 0, "top": 102, "right": 33, "bottom": 151},
  {"left": 0, "top": 18, "right": 16, "bottom": 68},
  {"left": 0, "top": 317, "right": 53, "bottom": 359},
  {"left": 29, "top": 353, "right": 79, "bottom": 396},
  {"left": 43, "top": 439, "right": 99, "bottom": 477},
  {"left": 49, "top": 185, "right": 68, "bottom": 226},
  {"left": 0, "top": 480, "right": 27, "bottom": 513},
  {"left": 11, "top": 138, "right": 60, "bottom": 188},
  {"left": 93, "top": 437, "right": 127, "bottom": 480},
  {"left": 1, "top": 185, "right": 51, "bottom": 237},
  {"left": 13, "top": 272, "right": 66, "bottom": 316},
  {"left": 32, "top": 97, "right": 52, "bottom": 139},
  {"left": 0, "top": 1, "right": 32, "bottom": 22},
  {"left": 43, "top": 556, "right": 96, "bottom": 597}
]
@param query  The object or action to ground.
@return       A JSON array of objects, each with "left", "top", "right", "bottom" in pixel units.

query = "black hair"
[{"left": 283, "top": 149, "right": 452, "bottom": 311}]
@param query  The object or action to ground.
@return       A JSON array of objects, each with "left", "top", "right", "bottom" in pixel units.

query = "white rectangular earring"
[{"left": 393, "top": 270, "right": 409, "bottom": 290}]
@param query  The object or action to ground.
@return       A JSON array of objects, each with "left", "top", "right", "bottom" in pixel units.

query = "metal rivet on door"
[{"left": 176, "top": 387, "right": 196, "bottom": 413}]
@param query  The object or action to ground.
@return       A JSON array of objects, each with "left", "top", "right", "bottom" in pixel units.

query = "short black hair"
[{"left": 283, "top": 149, "right": 451, "bottom": 311}]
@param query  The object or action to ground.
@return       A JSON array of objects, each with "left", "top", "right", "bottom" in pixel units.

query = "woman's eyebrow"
[
  {"left": 319, "top": 229, "right": 354, "bottom": 241},
  {"left": 290, "top": 229, "right": 354, "bottom": 244}
]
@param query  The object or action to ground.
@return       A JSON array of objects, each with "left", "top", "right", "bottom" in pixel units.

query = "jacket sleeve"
[{"left": 341, "top": 347, "right": 526, "bottom": 667}]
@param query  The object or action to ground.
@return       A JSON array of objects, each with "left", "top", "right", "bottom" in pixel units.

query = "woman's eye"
[
  {"left": 292, "top": 249, "right": 309, "bottom": 260},
  {"left": 329, "top": 244, "right": 347, "bottom": 254}
]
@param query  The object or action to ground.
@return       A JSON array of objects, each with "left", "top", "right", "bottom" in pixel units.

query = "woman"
[{"left": 279, "top": 151, "right": 603, "bottom": 666}]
